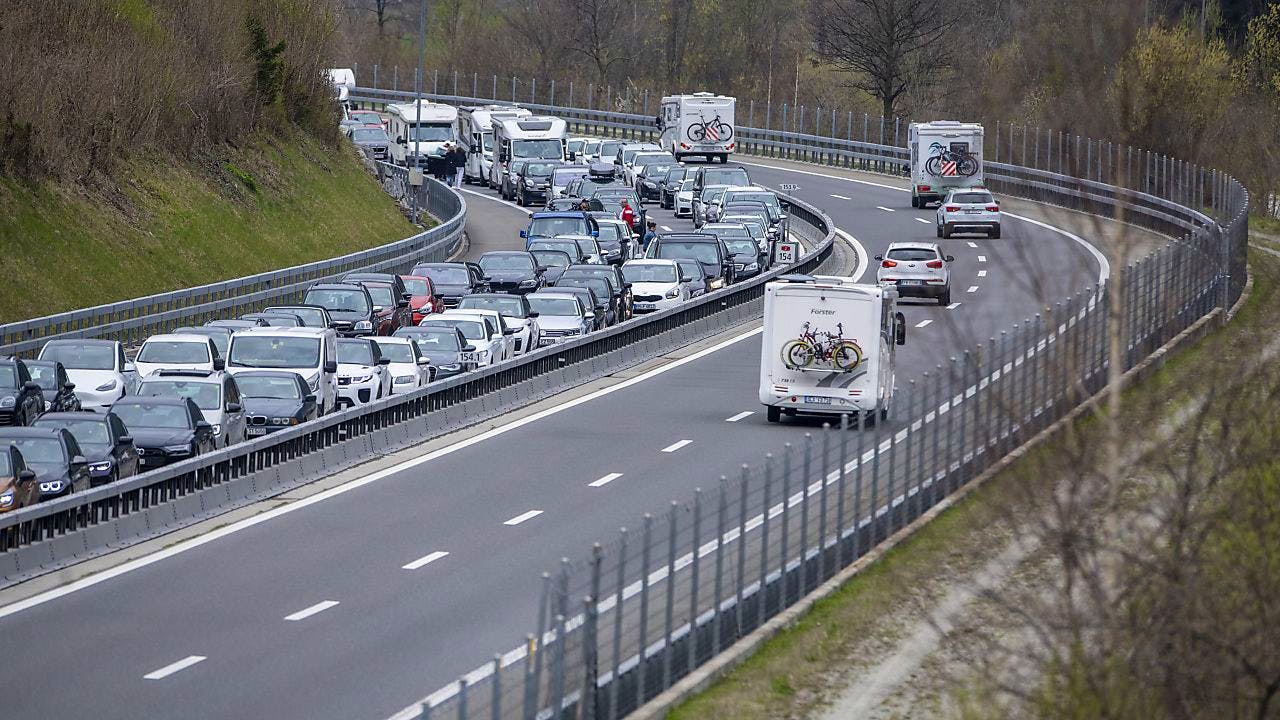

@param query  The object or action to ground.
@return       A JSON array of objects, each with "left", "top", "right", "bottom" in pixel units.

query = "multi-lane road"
[{"left": 0, "top": 155, "right": 1121, "bottom": 719}]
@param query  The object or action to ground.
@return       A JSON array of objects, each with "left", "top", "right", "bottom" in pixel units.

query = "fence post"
[
  {"left": 492, "top": 74, "right": 497, "bottom": 100},
  {"left": 432, "top": 69, "right": 438, "bottom": 94},
  {"left": 608, "top": 528, "right": 627, "bottom": 720},
  {"left": 452, "top": 69, "right": 458, "bottom": 96},
  {"left": 581, "top": 595, "right": 598, "bottom": 720},
  {"left": 492, "top": 654, "right": 502, "bottom": 720},
  {"left": 799, "top": 433, "right": 813, "bottom": 592},
  {"left": 550, "top": 79, "right": 556, "bottom": 107},
  {"left": 688, "top": 489, "right": 703, "bottom": 676},
  {"left": 779, "top": 445, "right": 792, "bottom": 604},
  {"left": 373, "top": 64, "right": 379, "bottom": 89},
  {"left": 853, "top": 412, "right": 865, "bottom": 560},
  {"left": 759, "top": 455, "right": 772, "bottom": 622},
  {"left": 569, "top": 81, "right": 574, "bottom": 107},
  {"left": 894, "top": 116, "right": 901, "bottom": 147},
  {"left": 662, "top": 501, "right": 678, "bottom": 691},
  {"left": 905, "top": 378, "right": 917, "bottom": 522},
  {"left": 636, "top": 513, "right": 653, "bottom": 707},
  {"left": 457, "top": 677, "right": 468, "bottom": 720},
  {"left": 473, "top": 72, "right": 478, "bottom": 98},
  {"left": 736, "top": 466, "right": 749, "bottom": 634},
  {"left": 531, "top": 78, "right": 537, "bottom": 104},
  {"left": 870, "top": 407, "right": 883, "bottom": 544},
  {"left": 712, "top": 477, "right": 729, "bottom": 653},
  {"left": 959, "top": 349, "right": 972, "bottom": 492},
  {"left": 819, "top": 424, "right": 831, "bottom": 580},
  {"left": 551, "top": 612, "right": 567, "bottom": 719},
  {"left": 836, "top": 415, "right": 849, "bottom": 566},
  {"left": 995, "top": 120, "right": 1001, "bottom": 162},
  {"left": 527, "top": 572, "right": 551, "bottom": 719}
]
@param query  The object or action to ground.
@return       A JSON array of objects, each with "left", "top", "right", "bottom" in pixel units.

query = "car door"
[
  {"left": 223, "top": 377, "right": 247, "bottom": 444},
  {"left": 111, "top": 413, "right": 140, "bottom": 478}
]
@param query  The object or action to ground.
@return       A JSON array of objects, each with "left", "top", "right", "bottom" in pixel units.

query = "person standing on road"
[
  {"left": 620, "top": 200, "right": 635, "bottom": 230},
  {"left": 450, "top": 143, "right": 467, "bottom": 188},
  {"left": 641, "top": 220, "right": 657, "bottom": 254}
]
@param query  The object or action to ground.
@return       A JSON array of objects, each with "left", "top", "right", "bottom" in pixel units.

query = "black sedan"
[
  {"left": 0, "top": 427, "right": 91, "bottom": 500},
  {"left": 0, "top": 358, "right": 46, "bottom": 427},
  {"left": 560, "top": 265, "right": 633, "bottom": 320},
  {"left": 233, "top": 371, "right": 318, "bottom": 437},
  {"left": 477, "top": 251, "right": 546, "bottom": 294},
  {"left": 34, "top": 411, "right": 139, "bottom": 485},
  {"left": 554, "top": 276, "right": 619, "bottom": 326},
  {"left": 109, "top": 396, "right": 215, "bottom": 470},
  {"left": 302, "top": 282, "right": 378, "bottom": 336},
  {"left": 393, "top": 326, "right": 473, "bottom": 380},
  {"left": 410, "top": 262, "right": 489, "bottom": 309},
  {"left": 24, "top": 360, "right": 80, "bottom": 414}
]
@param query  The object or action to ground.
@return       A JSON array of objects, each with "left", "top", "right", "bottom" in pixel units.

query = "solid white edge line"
[
  {"left": 661, "top": 439, "right": 692, "bottom": 453},
  {"left": 724, "top": 411, "right": 754, "bottom": 422},
  {"left": 835, "top": 228, "right": 869, "bottom": 282},
  {"left": 144, "top": 655, "right": 207, "bottom": 680},
  {"left": 402, "top": 551, "right": 450, "bottom": 571},
  {"left": 503, "top": 510, "right": 544, "bottom": 526},
  {"left": 588, "top": 473, "right": 624, "bottom": 488},
  {"left": 0, "top": 327, "right": 766, "bottom": 620},
  {"left": 284, "top": 600, "right": 340, "bottom": 622},
  {"left": 458, "top": 187, "right": 527, "bottom": 214}
]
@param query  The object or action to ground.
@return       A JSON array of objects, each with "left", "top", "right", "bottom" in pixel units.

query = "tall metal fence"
[
  {"left": 0, "top": 174, "right": 463, "bottom": 357},
  {"left": 345, "top": 81, "right": 1249, "bottom": 719}
]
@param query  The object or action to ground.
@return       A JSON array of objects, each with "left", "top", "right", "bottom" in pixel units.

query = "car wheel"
[
  {"left": 990, "top": 225, "right": 1001, "bottom": 239},
  {"left": 940, "top": 289, "right": 951, "bottom": 306},
  {"left": 936, "top": 223, "right": 943, "bottom": 239},
  {"left": 942, "top": 224, "right": 952, "bottom": 239},
  {"left": 911, "top": 194, "right": 919, "bottom": 208},
  {"left": 766, "top": 405, "right": 781, "bottom": 423}
]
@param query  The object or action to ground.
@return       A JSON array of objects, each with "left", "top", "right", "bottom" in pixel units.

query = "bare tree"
[
  {"left": 812, "top": 0, "right": 956, "bottom": 118},
  {"left": 568, "top": 0, "right": 633, "bottom": 84},
  {"left": 503, "top": 0, "right": 574, "bottom": 80}
]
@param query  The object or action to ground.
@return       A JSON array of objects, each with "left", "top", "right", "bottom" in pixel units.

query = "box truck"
[
  {"left": 658, "top": 93, "right": 736, "bottom": 163},
  {"left": 908, "top": 121, "right": 985, "bottom": 208},
  {"left": 759, "top": 275, "right": 906, "bottom": 424}
]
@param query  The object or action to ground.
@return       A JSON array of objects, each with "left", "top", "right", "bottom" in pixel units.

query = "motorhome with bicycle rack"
[
  {"left": 908, "top": 121, "right": 985, "bottom": 208},
  {"left": 759, "top": 275, "right": 906, "bottom": 424},
  {"left": 657, "top": 93, "right": 737, "bottom": 163}
]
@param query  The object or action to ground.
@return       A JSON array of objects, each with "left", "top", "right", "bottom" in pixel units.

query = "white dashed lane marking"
[
  {"left": 915, "top": 319, "right": 933, "bottom": 328},
  {"left": 402, "top": 551, "right": 450, "bottom": 570},
  {"left": 977, "top": 255, "right": 987, "bottom": 262},
  {"left": 504, "top": 510, "right": 544, "bottom": 526},
  {"left": 966, "top": 242, "right": 978, "bottom": 248},
  {"left": 725, "top": 411, "right": 754, "bottom": 422},
  {"left": 967, "top": 286, "right": 979, "bottom": 293},
  {"left": 875, "top": 206, "right": 895, "bottom": 213},
  {"left": 588, "top": 473, "right": 623, "bottom": 488},
  {"left": 946, "top": 302, "right": 962, "bottom": 309},
  {"left": 977, "top": 270, "right": 987, "bottom": 277},
  {"left": 284, "top": 600, "right": 340, "bottom": 622},
  {"left": 830, "top": 194, "right": 851, "bottom": 200},
  {"left": 661, "top": 225, "right": 672, "bottom": 231},
  {"left": 662, "top": 439, "right": 692, "bottom": 453},
  {"left": 914, "top": 218, "right": 931, "bottom": 224},
  {"left": 144, "top": 656, "right": 206, "bottom": 680}
]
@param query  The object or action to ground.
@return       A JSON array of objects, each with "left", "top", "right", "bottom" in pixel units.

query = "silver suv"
[
  {"left": 875, "top": 242, "right": 955, "bottom": 305},
  {"left": 936, "top": 188, "right": 1001, "bottom": 239}
]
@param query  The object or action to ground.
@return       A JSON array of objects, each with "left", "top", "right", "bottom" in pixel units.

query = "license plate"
[
  {"left": 247, "top": 427, "right": 267, "bottom": 436},
  {"left": 695, "top": 145, "right": 722, "bottom": 151},
  {"left": 965, "top": 209, "right": 982, "bottom": 214},
  {"left": 538, "top": 338, "right": 558, "bottom": 346},
  {"left": 634, "top": 302, "right": 655, "bottom": 310},
  {"left": 141, "top": 457, "right": 165, "bottom": 466},
  {"left": 803, "top": 396, "right": 833, "bottom": 405},
  {"left": 898, "top": 280, "right": 923, "bottom": 286}
]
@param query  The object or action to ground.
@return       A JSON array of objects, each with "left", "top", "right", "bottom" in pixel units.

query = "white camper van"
[
  {"left": 908, "top": 121, "right": 985, "bottom": 208},
  {"left": 328, "top": 68, "right": 355, "bottom": 105},
  {"left": 658, "top": 93, "right": 737, "bottom": 163},
  {"left": 457, "top": 105, "right": 532, "bottom": 186},
  {"left": 488, "top": 115, "right": 569, "bottom": 189},
  {"left": 759, "top": 275, "right": 906, "bottom": 424},
  {"left": 387, "top": 101, "right": 459, "bottom": 167}
]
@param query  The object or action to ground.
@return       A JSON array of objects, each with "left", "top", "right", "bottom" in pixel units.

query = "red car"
[
  {"left": 356, "top": 281, "right": 412, "bottom": 335},
  {"left": 399, "top": 274, "right": 444, "bottom": 325}
]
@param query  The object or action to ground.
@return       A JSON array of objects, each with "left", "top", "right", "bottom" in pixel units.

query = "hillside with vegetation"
[{"left": 0, "top": 0, "right": 415, "bottom": 321}]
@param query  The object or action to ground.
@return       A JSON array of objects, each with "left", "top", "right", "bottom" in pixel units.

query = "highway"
[{"left": 0, "top": 155, "right": 1116, "bottom": 719}]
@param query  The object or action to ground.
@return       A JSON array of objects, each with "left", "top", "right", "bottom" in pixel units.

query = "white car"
[
  {"left": 37, "top": 339, "right": 138, "bottom": 412},
  {"left": 621, "top": 260, "right": 690, "bottom": 313},
  {"left": 134, "top": 333, "right": 222, "bottom": 377},
  {"left": 674, "top": 179, "right": 695, "bottom": 218},
  {"left": 876, "top": 242, "right": 954, "bottom": 306},
  {"left": 424, "top": 315, "right": 503, "bottom": 366},
  {"left": 625, "top": 151, "right": 673, "bottom": 187},
  {"left": 937, "top": 188, "right": 1001, "bottom": 239},
  {"left": 335, "top": 338, "right": 392, "bottom": 408},
  {"left": 457, "top": 295, "right": 540, "bottom": 355},
  {"left": 373, "top": 337, "right": 432, "bottom": 393},
  {"left": 136, "top": 369, "right": 247, "bottom": 448},
  {"left": 443, "top": 309, "right": 515, "bottom": 361}
]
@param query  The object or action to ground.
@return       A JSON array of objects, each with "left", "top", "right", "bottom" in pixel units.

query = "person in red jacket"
[{"left": 620, "top": 200, "right": 635, "bottom": 229}]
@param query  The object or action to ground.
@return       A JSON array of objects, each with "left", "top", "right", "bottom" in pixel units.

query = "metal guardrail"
[
  {"left": 0, "top": 175, "right": 465, "bottom": 357},
  {"left": 341, "top": 85, "right": 1248, "bottom": 719}
]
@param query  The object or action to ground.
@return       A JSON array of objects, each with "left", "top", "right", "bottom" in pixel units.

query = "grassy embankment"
[{"left": 0, "top": 131, "right": 417, "bottom": 322}]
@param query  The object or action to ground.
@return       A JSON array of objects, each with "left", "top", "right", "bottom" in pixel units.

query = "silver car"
[
  {"left": 937, "top": 188, "right": 1001, "bottom": 239},
  {"left": 875, "top": 242, "right": 954, "bottom": 305},
  {"left": 693, "top": 185, "right": 729, "bottom": 228},
  {"left": 674, "top": 179, "right": 696, "bottom": 218}
]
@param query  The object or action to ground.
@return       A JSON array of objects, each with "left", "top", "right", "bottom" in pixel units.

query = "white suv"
[
  {"left": 875, "top": 242, "right": 955, "bottom": 306},
  {"left": 936, "top": 188, "right": 1001, "bottom": 239}
]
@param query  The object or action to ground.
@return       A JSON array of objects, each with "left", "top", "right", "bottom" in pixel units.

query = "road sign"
[
  {"left": 779, "top": 183, "right": 801, "bottom": 191},
  {"left": 775, "top": 241, "right": 798, "bottom": 265}
]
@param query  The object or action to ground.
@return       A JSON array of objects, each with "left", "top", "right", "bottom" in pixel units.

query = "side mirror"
[
  {"left": 585, "top": 312, "right": 595, "bottom": 320},
  {"left": 519, "top": 230, "right": 528, "bottom": 238},
  {"left": 945, "top": 255, "right": 955, "bottom": 262},
  {"left": 71, "top": 455, "right": 87, "bottom": 467},
  {"left": 470, "top": 145, "right": 479, "bottom": 153},
  {"left": 22, "top": 380, "right": 38, "bottom": 392},
  {"left": 397, "top": 300, "right": 409, "bottom": 309},
  {"left": 328, "top": 321, "right": 343, "bottom": 329},
  {"left": 196, "top": 420, "right": 212, "bottom": 432},
  {"left": 462, "top": 345, "right": 477, "bottom": 353},
  {"left": 527, "top": 311, "right": 540, "bottom": 319},
  {"left": 212, "top": 358, "right": 225, "bottom": 371},
  {"left": 64, "top": 382, "right": 76, "bottom": 391},
  {"left": 416, "top": 357, "right": 430, "bottom": 366},
  {"left": 304, "top": 394, "right": 317, "bottom": 404},
  {"left": 323, "top": 361, "right": 338, "bottom": 374},
  {"left": 396, "top": 137, "right": 406, "bottom": 145},
  {"left": 123, "top": 362, "right": 136, "bottom": 374},
  {"left": 874, "top": 254, "right": 883, "bottom": 261},
  {"left": 483, "top": 275, "right": 493, "bottom": 282},
  {"left": 894, "top": 312, "right": 907, "bottom": 346},
  {"left": 225, "top": 402, "right": 242, "bottom": 413},
  {"left": 378, "top": 357, "right": 391, "bottom": 366},
  {"left": 592, "top": 230, "right": 599, "bottom": 237},
  {"left": 624, "top": 281, "right": 633, "bottom": 289},
  {"left": 373, "top": 305, "right": 385, "bottom": 314},
  {"left": 402, "top": 292, "right": 414, "bottom": 301},
  {"left": 680, "top": 275, "right": 693, "bottom": 283},
  {"left": 18, "top": 469, "right": 35, "bottom": 484},
  {"left": 537, "top": 266, "right": 549, "bottom": 273},
  {"left": 119, "top": 435, "right": 134, "bottom": 445},
  {"left": 503, "top": 328, "right": 516, "bottom": 336}
]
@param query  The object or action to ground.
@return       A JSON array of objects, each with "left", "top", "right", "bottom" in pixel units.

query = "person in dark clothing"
[{"left": 641, "top": 220, "right": 658, "bottom": 253}]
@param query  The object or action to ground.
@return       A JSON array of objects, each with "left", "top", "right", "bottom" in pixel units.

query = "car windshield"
[
  {"left": 529, "top": 240, "right": 578, "bottom": 255},
  {"left": 228, "top": 336, "right": 321, "bottom": 369},
  {"left": 365, "top": 286, "right": 395, "bottom": 307},
  {"left": 304, "top": 288, "right": 369, "bottom": 313},
  {"left": 701, "top": 188, "right": 726, "bottom": 202},
  {"left": 512, "top": 139, "right": 563, "bottom": 160},
  {"left": 8, "top": 438, "right": 66, "bottom": 464},
  {"left": 559, "top": 278, "right": 610, "bottom": 297},
  {"left": 623, "top": 264, "right": 679, "bottom": 283},
  {"left": 236, "top": 375, "right": 302, "bottom": 400},
  {"left": 416, "top": 266, "right": 469, "bottom": 285},
  {"left": 0, "top": 366, "right": 16, "bottom": 388},
  {"left": 137, "top": 340, "right": 210, "bottom": 364},
  {"left": 708, "top": 225, "right": 750, "bottom": 239},
  {"left": 528, "top": 217, "right": 586, "bottom": 238},
  {"left": 374, "top": 341, "right": 417, "bottom": 363},
  {"left": 725, "top": 218, "right": 766, "bottom": 236},
  {"left": 553, "top": 168, "right": 587, "bottom": 185},
  {"left": 428, "top": 319, "right": 485, "bottom": 340},
  {"left": 265, "top": 308, "right": 324, "bottom": 327},
  {"left": 42, "top": 419, "right": 111, "bottom": 447},
  {"left": 677, "top": 260, "right": 702, "bottom": 278},
  {"left": 337, "top": 342, "right": 375, "bottom": 365},
  {"left": 26, "top": 364, "right": 58, "bottom": 390},
  {"left": 680, "top": 179, "right": 694, "bottom": 191},
  {"left": 528, "top": 296, "right": 581, "bottom": 316},
  {"left": 726, "top": 239, "right": 758, "bottom": 256},
  {"left": 409, "top": 330, "right": 461, "bottom": 350},
  {"left": 406, "top": 124, "right": 452, "bottom": 142},
  {"left": 139, "top": 380, "right": 220, "bottom": 411},
  {"left": 0, "top": 450, "right": 9, "bottom": 476},
  {"left": 174, "top": 328, "right": 230, "bottom": 355},
  {"left": 574, "top": 237, "right": 598, "bottom": 255},
  {"left": 113, "top": 403, "right": 192, "bottom": 430},
  {"left": 701, "top": 168, "right": 750, "bottom": 186},
  {"left": 667, "top": 167, "right": 687, "bottom": 181},
  {"left": 953, "top": 192, "right": 993, "bottom": 204},
  {"left": 41, "top": 344, "right": 115, "bottom": 371},
  {"left": 599, "top": 141, "right": 623, "bottom": 157},
  {"left": 531, "top": 251, "right": 571, "bottom": 268},
  {"left": 350, "top": 112, "right": 380, "bottom": 124},
  {"left": 596, "top": 224, "right": 623, "bottom": 245},
  {"left": 460, "top": 296, "right": 526, "bottom": 318},
  {"left": 479, "top": 254, "right": 535, "bottom": 272},
  {"left": 887, "top": 248, "right": 939, "bottom": 261},
  {"left": 657, "top": 241, "right": 720, "bottom": 265},
  {"left": 726, "top": 192, "right": 778, "bottom": 209},
  {"left": 401, "top": 278, "right": 431, "bottom": 296},
  {"left": 481, "top": 131, "right": 494, "bottom": 152},
  {"left": 351, "top": 128, "right": 388, "bottom": 143},
  {"left": 524, "top": 162, "right": 556, "bottom": 177}
]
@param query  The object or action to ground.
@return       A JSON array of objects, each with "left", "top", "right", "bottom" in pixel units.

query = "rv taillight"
[
  {"left": 917, "top": 185, "right": 931, "bottom": 192},
  {"left": 945, "top": 205, "right": 960, "bottom": 212},
  {"left": 986, "top": 204, "right": 1000, "bottom": 212},
  {"left": 881, "top": 259, "right": 897, "bottom": 268},
  {"left": 727, "top": 143, "right": 735, "bottom": 150},
  {"left": 926, "top": 260, "right": 943, "bottom": 268}
]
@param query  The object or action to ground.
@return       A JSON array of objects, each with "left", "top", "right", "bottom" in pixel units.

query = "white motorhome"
[
  {"left": 457, "top": 105, "right": 532, "bottom": 185},
  {"left": 908, "top": 121, "right": 985, "bottom": 208},
  {"left": 387, "top": 100, "right": 459, "bottom": 167},
  {"left": 488, "top": 115, "right": 569, "bottom": 189},
  {"left": 658, "top": 93, "right": 737, "bottom": 163},
  {"left": 328, "top": 68, "right": 355, "bottom": 105},
  {"left": 759, "top": 275, "right": 906, "bottom": 424}
]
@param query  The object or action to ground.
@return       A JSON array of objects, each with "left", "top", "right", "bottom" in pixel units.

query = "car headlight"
[
  {"left": 43, "top": 400, "right": 51, "bottom": 410},
  {"left": 95, "top": 379, "right": 118, "bottom": 392},
  {"left": 563, "top": 328, "right": 582, "bottom": 335},
  {"left": 354, "top": 320, "right": 373, "bottom": 331},
  {"left": 439, "top": 363, "right": 462, "bottom": 371},
  {"left": 0, "top": 492, "right": 12, "bottom": 506},
  {"left": 665, "top": 287, "right": 681, "bottom": 299},
  {"left": 710, "top": 278, "right": 726, "bottom": 289},
  {"left": 0, "top": 397, "right": 13, "bottom": 408},
  {"left": 271, "top": 417, "right": 298, "bottom": 426},
  {"left": 39, "top": 481, "right": 63, "bottom": 493},
  {"left": 394, "top": 375, "right": 416, "bottom": 384},
  {"left": 210, "top": 424, "right": 222, "bottom": 435},
  {"left": 305, "top": 372, "right": 320, "bottom": 391},
  {"left": 519, "top": 279, "right": 537, "bottom": 287},
  {"left": 524, "top": 179, "right": 534, "bottom": 188},
  {"left": 164, "top": 445, "right": 193, "bottom": 455},
  {"left": 349, "top": 374, "right": 374, "bottom": 383},
  {"left": 745, "top": 262, "right": 759, "bottom": 271},
  {"left": 89, "top": 461, "right": 112, "bottom": 473}
]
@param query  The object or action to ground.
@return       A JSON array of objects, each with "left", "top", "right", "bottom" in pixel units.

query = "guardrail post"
[
  {"left": 531, "top": 78, "right": 537, "bottom": 104},
  {"left": 452, "top": 69, "right": 458, "bottom": 96},
  {"left": 492, "top": 74, "right": 497, "bottom": 100},
  {"left": 688, "top": 489, "right": 703, "bottom": 675},
  {"left": 433, "top": 69, "right": 438, "bottom": 94},
  {"left": 894, "top": 116, "right": 900, "bottom": 148},
  {"left": 608, "top": 527, "right": 627, "bottom": 720},
  {"left": 511, "top": 76, "right": 516, "bottom": 103},
  {"left": 373, "top": 64, "right": 378, "bottom": 89},
  {"left": 473, "top": 72, "right": 478, "bottom": 97},
  {"left": 550, "top": 79, "right": 555, "bottom": 106},
  {"left": 662, "top": 500, "right": 678, "bottom": 691}
]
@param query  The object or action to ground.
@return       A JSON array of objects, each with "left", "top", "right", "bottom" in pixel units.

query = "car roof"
[
  {"left": 625, "top": 258, "right": 679, "bottom": 266},
  {"left": 372, "top": 336, "right": 413, "bottom": 344},
  {"left": 530, "top": 211, "right": 588, "bottom": 219},
  {"left": 530, "top": 291, "right": 581, "bottom": 301},
  {"left": 463, "top": 293, "right": 525, "bottom": 300},
  {"left": 0, "top": 426, "right": 69, "bottom": 439},
  {"left": 658, "top": 232, "right": 720, "bottom": 242},
  {"left": 143, "top": 369, "right": 222, "bottom": 382},
  {"left": 235, "top": 327, "right": 331, "bottom": 337},
  {"left": 481, "top": 250, "right": 535, "bottom": 256},
  {"left": 37, "top": 411, "right": 110, "bottom": 422},
  {"left": 264, "top": 304, "right": 328, "bottom": 311},
  {"left": 114, "top": 395, "right": 191, "bottom": 406},
  {"left": 43, "top": 339, "right": 117, "bottom": 347},
  {"left": 337, "top": 337, "right": 375, "bottom": 345},
  {"left": 230, "top": 369, "right": 306, "bottom": 379},
  {"left": 143, "top": 333, "right": 213, "bottom": 343},
  {"left": 308, "top": 282, "right": 367, "bottom": 291}
]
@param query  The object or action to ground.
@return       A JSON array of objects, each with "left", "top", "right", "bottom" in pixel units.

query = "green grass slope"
[{"left": 0, "top": 130, "right": 418, "bottom": 322}]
